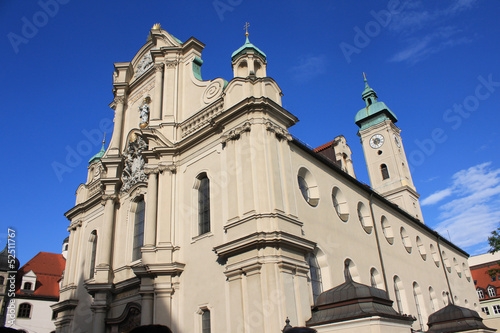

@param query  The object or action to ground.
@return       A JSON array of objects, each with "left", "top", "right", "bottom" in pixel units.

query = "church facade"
[{"left": 52, "top": 25, "right": 479, "bottom": 333}]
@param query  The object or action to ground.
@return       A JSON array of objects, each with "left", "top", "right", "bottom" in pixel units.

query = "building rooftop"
[{"left": 16, "top": 252, "right": 66, "bottom": 299}]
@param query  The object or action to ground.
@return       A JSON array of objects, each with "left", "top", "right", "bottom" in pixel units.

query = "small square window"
[
  {"left": 482, "top": 307, "right": 490, "bottom": 315},
  {"left": 474, "top": 280, "right": 477, "bottom": 285},
  {"left": 492, "top": 276, "right": 496, "bottom": 282},
  {"left": 494, "top": 305, "right": 500, "bottom": 315}
]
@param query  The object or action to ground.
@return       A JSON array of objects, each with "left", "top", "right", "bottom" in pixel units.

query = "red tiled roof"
[
  {"left": 470, "top": 262, "right": 500, "bottom": 301},
  {"left": 313, "top": 140, "right": 334, "bottom": 153},
  {"left": 15, "top": 252, "right": 66, "bottom": 298}
]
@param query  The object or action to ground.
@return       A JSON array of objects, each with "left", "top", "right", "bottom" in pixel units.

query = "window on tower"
[{"left": 381, "top": 164, "right": 390, "bottom": 180}]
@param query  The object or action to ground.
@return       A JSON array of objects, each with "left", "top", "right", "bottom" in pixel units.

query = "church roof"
[
  {"left": 16, "top": 252, "right": 66, "bottom": 299},
  {"left": 306, "top": 269, "right": 414, "bottom": 327},
  {"left": 89, "top": 142, "right": 106, "bottom": 164},
  {"left": 231, "top": 35, "right": 266, "bottom": 61},
  {"left": 426, "top": 300, "right": 496, "bottom": 332},
  {"left": 354, "top": 101, "right": 397, "bottom": 130},
  {"left": 355, "top": 77, "right": 398, "bottom": 130}
]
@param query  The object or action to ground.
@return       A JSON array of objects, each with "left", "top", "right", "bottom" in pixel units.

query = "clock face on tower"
[{"left": 369, "top": 134, "right": 384, "bottom": 149}]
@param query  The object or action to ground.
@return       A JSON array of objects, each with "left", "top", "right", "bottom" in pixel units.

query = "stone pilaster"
[
  {"left": 95, "top": 194, "right": 117, "bottom": 283},
  {"left": 152, "top": 63, "right": 164, "bottom": 120},
  {"left": 108, "top": 96, "right": 126, "bottom": 156}
]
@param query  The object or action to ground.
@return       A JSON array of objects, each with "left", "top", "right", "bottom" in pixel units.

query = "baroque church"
[{"left": 52, "top": 25, "right": 485, "bottom": 332}]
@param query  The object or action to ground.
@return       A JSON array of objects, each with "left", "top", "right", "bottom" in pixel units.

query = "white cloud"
[
  {"left": 426, "top": 162, "right": 500, "bottom": 254},
  {"left": 421, "top": 188, "right": 453, "bottom": 206},
  {"left": 388, "top": 0, "right": 476, "bottom": 64},
  {"left": 290, "top": 55, "right": 327, "bottom": 83}
]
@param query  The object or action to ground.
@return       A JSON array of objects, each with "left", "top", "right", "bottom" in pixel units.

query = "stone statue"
[
  {"left": 139, "top": 97, "right": 151, "bottom": 129},
  {"left": 121, "top": 135, "right": 148, "bottom": 192}
]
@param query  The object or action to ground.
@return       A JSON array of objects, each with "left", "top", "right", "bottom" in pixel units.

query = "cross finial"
[
  {"left": 363, "top": 72, "right": 367, "bottom": 82},
  {"left": 244, "top": 22, "right": 250, "bottom": 37}
]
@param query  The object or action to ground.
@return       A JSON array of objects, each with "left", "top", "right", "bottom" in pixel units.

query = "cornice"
[
  {"left": 131, "top": 262, "right": 185, "bottom": 278},
  {"left": 213, "top": 231, "right": 316, "bottom": 260},
  {"left": 65, "top": 193, "right": 102, "bottom": 221},
  {"left": 51, "top": 299, "right": 78, "bottom": 313}
]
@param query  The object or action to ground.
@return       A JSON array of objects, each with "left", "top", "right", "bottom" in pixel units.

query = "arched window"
[
  {"left": 429, "top": 286, "right": 438, "bottom": 312},
  {"left": 477, "top": 288, "right": 485, "bottom": 299},
  {"left": 381, "top": 164, "right": 390, "bottom": 180},
  {"left": 488, "top": 286, "right": 496, "bottom": 298},
  {"left": 198, "top": 173, "right": 211, "bottom": 235},
  {"left": 17, "top": 303, "right": 32, "bottom": 318},
  {"left": 202, "top": 308, "right": 211, "bottom": 333},
  {"left": 370, "top": 268, "right": 381, "bottom": 288},
  {"left": 89, "top": 231, "right": 98, "bottom": 279},
  {"left": 393, "top": 276, "right": 406, "bottom": 314},
  {"left": 307, "top": 253, "right": 322, "bottom": 303},
  {"left": 413, "top": 282, "right": 426, "bottom": 331},
  {"left": 132, "top": 198, "right": 145, "bottom": 261}
]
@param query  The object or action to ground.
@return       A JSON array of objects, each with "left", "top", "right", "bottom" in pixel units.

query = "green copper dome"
[
  {"left": 231, "top": 35, "right": 266, "bottom": 61},
  {"left": 355, "top": 76, "right": 397, "bottom": 130},
  {"left": 89, "top": 143, "right": 106, "bottom": 164}
]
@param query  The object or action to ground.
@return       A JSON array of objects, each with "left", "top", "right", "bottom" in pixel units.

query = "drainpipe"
[
  {"left": 436, "top": 237, "right": 454, "bottom": 302},
  {"left": 369, "top": 193, "right": 389, "bottom": 293}
]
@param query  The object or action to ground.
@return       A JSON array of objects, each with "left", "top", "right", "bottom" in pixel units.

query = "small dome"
[
  {"left": 0, "top": 243, "right": 20, "bottom": 271},
  {"left": 354, "top": 101, "right": 398, "bottom": 130},
  {"left": 231, "top": 35, "right": 266, "bottom": 61},
  {"left": 427, "top": 301, "right": 495, "bottom": 332},
  {"left": 306, "top": 268, "right": 414, "bottom": 327}
]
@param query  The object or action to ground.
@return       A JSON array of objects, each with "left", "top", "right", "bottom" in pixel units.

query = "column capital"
[
  {"left": 144, "top": 166, "right": 160, "bottom": 175},
  {"left": 158, "top": 162, "right": 176, "bottom": 174},
  {"left": 101, "top": 194, "right": 118, "bottom": 206},
  {"left": 110, "top": 96, "right": 126, "bottom": 110},
  {"left": 164, "top": 60, "right": 178, "bottom": 69},
  {"left": 154, "top": 63, "right": 164, "bottom": 72}
]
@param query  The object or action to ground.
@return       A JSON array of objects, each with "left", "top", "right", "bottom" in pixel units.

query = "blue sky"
[{"left": 1, "top": 0, "right": 499, "bottom": 265}]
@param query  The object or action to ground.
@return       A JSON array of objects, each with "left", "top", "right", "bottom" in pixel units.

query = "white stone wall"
[{"left": 10, "top": 298, "right": 56, "bottom": 333}]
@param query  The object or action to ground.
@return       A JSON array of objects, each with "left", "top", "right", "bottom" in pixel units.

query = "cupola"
[
  {"left": 231, "top": 23, "right": 267, "bottom": 78},
  {"left": 355, "top": 74, "right": 398, "bottom": 131}
]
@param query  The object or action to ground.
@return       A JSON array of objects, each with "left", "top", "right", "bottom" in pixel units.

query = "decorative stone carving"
[
  {"left": 180, "top": 100, "right": 224, "bottom": 138},
  {"left": 114, "top": 96, "right": 126, "bottom": 104},
  {"left": 154, "top": 63, "right": 164, "bottom": 72},
  {"left": 121, "top": 135, "right": 148, "bottom": 193},
  {"left": 139, "top": 97, "right": 151, "bottom": 129},
  {"left": 101, "top": 194, "right": 118, "bottom": 206},
  {"left": 158, "top": 162, "right": 177, "bottom": 174},
  {"left": 165, "top": 60, "right": 178, "bottom": 68},
  {"left": 266, "top": 121, "right": 292, "bottom": 141},
  {"left": 221, "top": 122, "right": 251, "bottom": 144},
  {"left": 128, "top": 79, "right": 155, "bottom": 106},
  {"left": 134, "top": 52, "right": 153, "bottom": 78},
  {"left": 202, "top": 79, "right": 224, "bottom": 104}
]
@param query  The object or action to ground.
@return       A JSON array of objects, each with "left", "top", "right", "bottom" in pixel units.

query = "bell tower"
[{"left": 355, "top": 75, "right": 423, "bottom": 222}]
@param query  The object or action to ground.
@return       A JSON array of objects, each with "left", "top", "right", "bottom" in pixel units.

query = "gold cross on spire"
[{"left": 244, "top": 22, "right": 250, "bottom": 37}]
